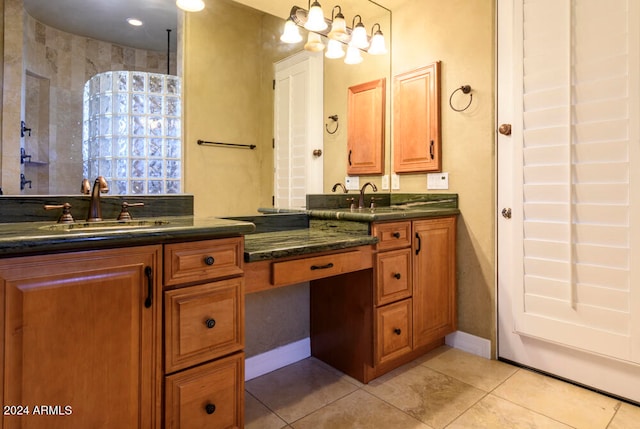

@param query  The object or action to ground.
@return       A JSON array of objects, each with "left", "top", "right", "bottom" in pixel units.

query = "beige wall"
[
  {"left": 392, "top": 0, "right": 496, "bottom": 350},
  {"left": 183, "top": 0, "right": 298, "bottom": 216}
]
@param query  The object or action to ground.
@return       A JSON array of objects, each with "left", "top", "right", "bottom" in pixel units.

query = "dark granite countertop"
[
  {"left": 243, "top": 220, "right": 376, "bottom": 262},
  {"left": 0, "top": 216, "right": 255, "bottom": 258},
  {"left": 259, "top": 205, "right": 460, "bottom": 222}
]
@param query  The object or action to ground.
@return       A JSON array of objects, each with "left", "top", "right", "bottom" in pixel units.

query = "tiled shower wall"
[{"left": 19, "top": 11, "right": 178, "bottom": 194}]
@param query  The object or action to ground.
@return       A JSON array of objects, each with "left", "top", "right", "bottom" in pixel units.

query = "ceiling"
[{"left": 23, "top": 0, "right": 179, "bottom": 52}]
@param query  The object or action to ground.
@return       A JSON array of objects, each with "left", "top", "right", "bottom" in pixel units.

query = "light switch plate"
[
  {"left": 427, "top": 172, "right": 449, "bottom": 190},
  {"left": 345, "top": 176, "right": 360, "bottom": 190},
  {"left": 381, "top": 175, "right": 390, "bottom": 190},
  {"left": 391, "top": 174, "right": 400, "bottom": 190}
]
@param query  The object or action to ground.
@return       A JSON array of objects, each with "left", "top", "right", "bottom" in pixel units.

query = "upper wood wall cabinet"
[
  {"left": 393, "top": 61, "right": 441, "bottom": 173},
  {"left": 347, "top": 78, "right": 386, "bottom": 175}
]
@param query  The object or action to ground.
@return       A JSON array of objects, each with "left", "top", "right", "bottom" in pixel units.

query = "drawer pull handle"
[
  {"left": 205, "top": 403, "right": 216, "bottom": 415},
  {"left": 204, "top": 256, "right": 215, "bottom": 266},
  {"left": 311, "top": 262, "right": 334, "bottom": 270},
  {"left": 205, "top": 318, "right": 216, "bottom": 329},
  {"left": 415, "top": 233, "right": 422, "bottom": 255},
  {"left": 393, "top": 273, "right": 402, "bottom": 280},
  {"left": 393, "top": 328, "right": 402, "bottom": 335},
  {"left": 392, "top": 232, "right": 401, "bottom": 239},
  {"left": 144, "top": 266, "right": 153, "bottom": 308}
]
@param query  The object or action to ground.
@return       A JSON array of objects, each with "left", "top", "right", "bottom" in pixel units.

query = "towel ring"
[
  {"left": 325, "top": 115, "right": 339, "bottom": 134},
  {"left": 449, "top": 85, "right": 473, "bottom": 112}
]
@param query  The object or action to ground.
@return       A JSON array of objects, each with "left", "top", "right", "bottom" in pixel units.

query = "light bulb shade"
[
  {"left": 304, "top": 1, "right": 328, "bottom": 32},
  {"left": 281, "top": 19, "right": 303, "bottom": 43},
  {"left": 325, "top": 39, "right": 345, "bottom": 59},
  {"left": 350, "top": 23, "right": 369, "bottom": 49},
  {"left": 304, "top": 32, "right": 325, "bottom": 52},
  {"left": 327, "top": 15, "right": 349, "bottom": 42},
  {"left": 367, "top": 31, "right": 387, "bottom": 55},
  {"left": 344, "top": 45, "right": 363, "bottom": 64},
  {"left": 176, "top": 0, "right": 204, "bottom": 12}
]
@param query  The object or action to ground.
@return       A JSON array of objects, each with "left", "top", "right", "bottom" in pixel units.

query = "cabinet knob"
[
  {"left": 393, "top": 273, "right": 402, "bottom": 280},
  {"left": 204, "top": 256, "right": 215, "bottom": 266},
  {"left": 205, "top": 318, "right": 216, "bottom": 329},
  {"left": 392, "top": 232, "right": 401, "bottom": 239},
  {"left": 205, "top": 403, "right": 216, "bottom": 415},
  {"left": 393, "top": 328, "right": 402, "bottom": 335}
]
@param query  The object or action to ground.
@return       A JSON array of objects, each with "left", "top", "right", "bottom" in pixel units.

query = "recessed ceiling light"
[{"left": 127, "top": 18, "right": 144, "bottom": 27}]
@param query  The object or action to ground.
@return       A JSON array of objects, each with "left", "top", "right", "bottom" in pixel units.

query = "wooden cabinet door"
[
  {"left": 0, "top": 246, "right": 162, "bottom": 429},
  {"left": 347, "top": 78, "right": 386, "bottom": 175},
  {"left": 412, "top": 216, "right": 456, "bottom": 348},
  {"left": 393, "top": 62, "right": 441, "bottom": 173}
]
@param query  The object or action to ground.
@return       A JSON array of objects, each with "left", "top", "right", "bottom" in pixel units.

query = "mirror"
[{"left": 1, "top": 0, "right": 390, "bottom": 197}]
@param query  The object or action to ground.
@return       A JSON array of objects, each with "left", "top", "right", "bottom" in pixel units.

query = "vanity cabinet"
[
  {"left": 311, "top": 215, "right": 456, "bottom": 383},
  {"left": 163, "top": 237, "right": 245, "bottom": 429},
  {"left": 0, "top": 246, "right": 162, "bottom": 429}
]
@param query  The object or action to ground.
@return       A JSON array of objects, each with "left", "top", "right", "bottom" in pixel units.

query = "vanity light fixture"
[
  {"left": 349, "top": 15, "right": 369, "bottom": 49},
  {"left": 325, "top": 39, "right": 345, "bottom": 58},
  {"left": 327, "top": 6, "right": 348, "bottom": 42},
  {"left": 304, "top": 1, "right": 328, "bottom": 31},
  {"left": 281, "top": 18, "right": 303, "bottom": 43},
  {"left": 176, "top": 0, "right": 205, "bottom": 12},
  {"left": 344, "top": 45, "right": 363, "bottom": 64},
  {"left": 304, "top": 32, "right": 325, "bottom": 52},
  {"left": 367, "top": 23, "right": 387, "bottom": 55},
  {"left": 281, "top": 4, "right": 387, "bottom": 64}
]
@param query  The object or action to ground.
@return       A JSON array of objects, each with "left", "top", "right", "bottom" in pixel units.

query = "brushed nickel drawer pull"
[{"left": 311, "top": 262, "right": 334, "bottom": 270}]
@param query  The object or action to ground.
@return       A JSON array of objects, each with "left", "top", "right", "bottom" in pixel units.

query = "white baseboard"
[
  {"left": 245, "top": 337, "right": 310, "bottom": 381},
  {"left": 244, "top": 332, "right": 491, "bottom": 382},
  {"left": 445, "top": 330, "right": 492, "bottom": 359}
]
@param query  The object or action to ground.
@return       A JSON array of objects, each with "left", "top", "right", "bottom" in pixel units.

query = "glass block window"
[{"left": 82, "top": 71, "right": 182, "bottom": 194}]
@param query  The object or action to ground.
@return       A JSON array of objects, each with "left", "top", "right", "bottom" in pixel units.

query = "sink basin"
[{"left": 40, "top": 219, "right": 170, "bottom": 232}]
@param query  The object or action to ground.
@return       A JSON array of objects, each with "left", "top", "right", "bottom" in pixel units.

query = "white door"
[
  {"left": 273, "top": 51, "right": 323, "bottom": 208},
  {"left": 497, "top": 0, "right": 640, "bottom": 403}
]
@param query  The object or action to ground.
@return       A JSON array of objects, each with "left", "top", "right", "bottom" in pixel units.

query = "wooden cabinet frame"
[
  {"left": 347, "top": 78, "right": 386, "bottom": 175},
  {"left": 393, "top": 62, "right": 441, "bottom": 173}
]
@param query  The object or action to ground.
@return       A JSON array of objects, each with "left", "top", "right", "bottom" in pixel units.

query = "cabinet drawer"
[
  {"left": 376, "top": 248, "right": 412, "bottom": 306},
  {"left": 375, "top": 299, "right": 412, "bottom": 365},
  {"left": 372, "top": 221, "right": 412, "bottom": 251},
  {"left": 165, "top": 352, "right": 244, "bottom": 429},
  {"left": 165, "top": 238, "right": 243, "bottom": 287},
  {"left": 165, "top": 278, "right": 244, "bottom": 373},
  {"left": 271, "top": 247, "right": 373, "bottom": 286}
]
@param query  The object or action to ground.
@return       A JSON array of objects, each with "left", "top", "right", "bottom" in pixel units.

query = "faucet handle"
[
  {"left": 346, "top": 197, "right": 356, "bottom": 210},
  {"left": 81, "top": 178, "right": 91, "bottom": 195},
  {"left": 44, "top": 203, "right": 75, "bottom": 224},
  {"left": 369, "top": 197, "right": 377, "bottom": 209},
  {"left": 117, "top": 202, "right": 145, "bottom": 221}
]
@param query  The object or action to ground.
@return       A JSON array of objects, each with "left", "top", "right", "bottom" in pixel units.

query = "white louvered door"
[
  {"left": 274, "top": 51, "right": 323, "bottom": 208},
  {"left": 498, "top": 0, "right": 640, "bottom": 402}
]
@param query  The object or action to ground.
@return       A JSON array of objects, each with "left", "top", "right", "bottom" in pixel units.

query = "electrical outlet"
[
  {"left": 427, "top": 172, "right": 449, "bottom": 190},
  {"left": 391, "top": 174, "right": 400, "bottom": 190},
  {"left": 381, "top": 175, "right": 390, "bottom": 190},
  {"left": 345, "top": 176, "right": 360, "bottom": 190}
]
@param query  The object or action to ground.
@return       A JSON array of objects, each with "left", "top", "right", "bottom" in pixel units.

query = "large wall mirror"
[{"left": 1, "top": 0, "right": 390, "bottom": 198}]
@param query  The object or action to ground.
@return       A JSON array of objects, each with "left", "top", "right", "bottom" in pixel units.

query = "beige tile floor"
[{"left": 245, "top": 346, "right": 640, "bottom": 429}]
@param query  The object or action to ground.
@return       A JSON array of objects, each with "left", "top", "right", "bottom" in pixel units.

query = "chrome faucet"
[
  {"left": 82, "top": 176, "right": 109, "bottom": 222},
  {"left": 358, "top": 182, "right": 378, "bottom": 209},
  {"left": 331, "top": 183, "right": 348, "bottom": 193}
]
